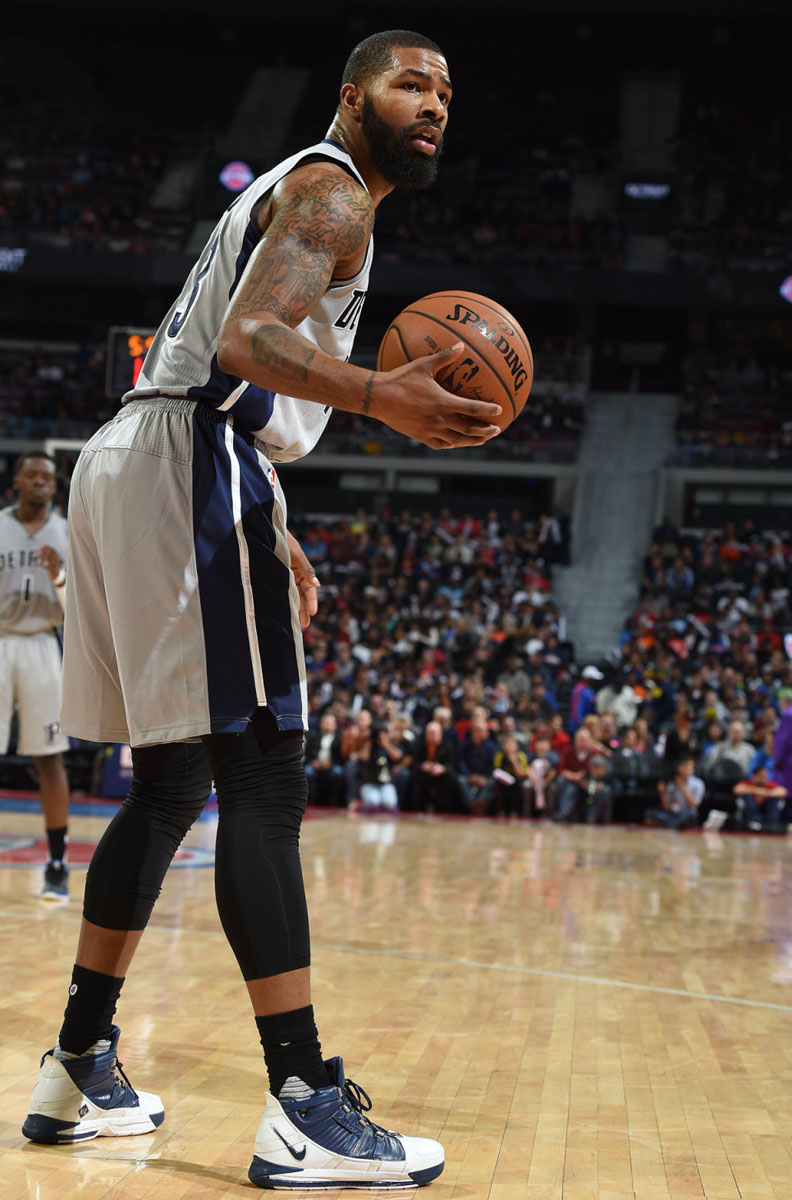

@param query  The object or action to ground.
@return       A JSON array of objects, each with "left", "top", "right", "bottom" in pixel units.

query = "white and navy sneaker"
[
  {"left": 41, "top": 861, "right": 69, "bottom": 900},
  {"left": 249, "top": 1056, "right": 444, "bottom": 1190},
  {"left": 22, "top": 1025, "right": 164, "bottom": 1144}
]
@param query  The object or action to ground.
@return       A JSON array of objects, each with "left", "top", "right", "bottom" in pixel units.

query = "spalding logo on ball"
[{"left": 377, "top": 291, "right": 533, "bottom": 433}]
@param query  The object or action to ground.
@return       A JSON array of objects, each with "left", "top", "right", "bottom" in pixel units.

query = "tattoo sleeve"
[
  {"left": 251, "top": 325, "right": 316, "bottom": 383},
  {"left": 228, "top": 168, "right": 373, "bottom": 327}
]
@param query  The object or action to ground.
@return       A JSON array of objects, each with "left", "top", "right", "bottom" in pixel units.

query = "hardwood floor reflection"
[{"left": 2, "top": 797, "right": 792, "bottom": 1198}]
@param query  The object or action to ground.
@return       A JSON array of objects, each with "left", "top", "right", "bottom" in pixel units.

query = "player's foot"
[
  {"left": 41, "top": 860, "right": 68, "bottom": 900},
  {"left": 22, "top": 1025, "right": 164, "bottom": 1144},
  {"left": 248, "top": 1056, "right": 444, "bottom": 1190}
]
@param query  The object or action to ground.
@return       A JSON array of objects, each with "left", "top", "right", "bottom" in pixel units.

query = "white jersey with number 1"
[{"left": 0, "top": 508, "right": 68, "bottom": 635}]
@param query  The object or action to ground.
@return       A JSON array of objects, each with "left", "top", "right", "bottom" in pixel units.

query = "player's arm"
[
  {"left": 217, "top": 163, "right": 501, "bottom": 450},
  {"left": 38, "top": 544, "right": 66, "bottom": 611},
  {"left": 286, "top": 531, "right": 319, "bottom": 629}
]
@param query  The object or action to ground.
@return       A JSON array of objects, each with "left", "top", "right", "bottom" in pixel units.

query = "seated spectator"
[
  {"left": 748, "top": 727, "right": 777, "bottom": 777},
  {"left": 644, "top": 756, "right": 704, "bottom": 829},
  {"left": 544, "top": 712, "right": 571, "bottom": 757},
  {"left": 303, "top": 711, "right": 345, "bottom": 806},
  {"left": 568, "top": 665, "right": 603, "bottom": 731},
  {"left": 733, "top": 765, "right": 788, "bottom": 831},
  {"left": 355, "top": 721, "right": 399, "bottom": 812},
  {"left": 457, "top": 715, "right": 498, "bottom": 815},
  {"left": 409, "top": 720, "right": 459, "bottom": 814},
  {"left": 596, "top": 671, "right": 641, "bottom": 730},
  {"left": 525, "top": 732, "right": 558, "bottom": 816},
  {"left": 582, "top": 712, "right": 612, "bottom": 756},
  {"left": 552, "top": 726, "right": 596, "bottom": 822},
  {"left": 704, "top": 718, "right": 755, "bottom": 777},
  {"left": 389, "top": 712, "right": 416, "bottom": 807},
  {"left": 582, "top": 754, "right": 614, "bottom": 825},
  {"left": 492, "top": 735, "right": 530, "bottom": 817},
  {"left": 340, "top": 708, "right": 374, "bottom": 806},
  {"left": 632, "top": 717, "right": 653, "bottom": 757},
  {"left": 662, "top": 707, "right": 700, "bottom": 773}
]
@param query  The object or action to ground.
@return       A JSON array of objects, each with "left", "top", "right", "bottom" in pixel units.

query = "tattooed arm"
[{"left": 216, "top": 161, "right": 501, "bottom": 450}]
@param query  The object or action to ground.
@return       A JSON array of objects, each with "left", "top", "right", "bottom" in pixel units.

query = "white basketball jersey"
[
  {"left": 0, "top": 507, "right": 68, "bottom": 634},
  {"left": 129, "top": 140, "right": 372, "bottom": 463}
]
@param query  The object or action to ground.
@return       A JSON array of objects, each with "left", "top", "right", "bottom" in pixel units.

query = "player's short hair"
[
  {"left": 12, "top": 452, "right": 57, "bottom": 478},
  {"left": 341, "top": 30, "right": 444, "bottom": 90}
]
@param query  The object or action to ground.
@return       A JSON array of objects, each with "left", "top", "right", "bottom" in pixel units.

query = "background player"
[
  {"left": 0, "top": 454, "right": 70, "bottom": 898},
  {"left": 22, "top": 29, "right": 502, "bottom": 1190}
]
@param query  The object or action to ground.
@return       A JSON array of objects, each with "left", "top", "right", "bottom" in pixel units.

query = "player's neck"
[
  {"left": 14, "top": 501, "right": 50, "bottom": 531},
  {"left": 324, "top": 119, "right": 393, "bottom": 207}
]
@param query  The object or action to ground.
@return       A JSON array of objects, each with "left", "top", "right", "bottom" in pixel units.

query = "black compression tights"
[{"left": 83, "top": 710, "right": 310, "bottom": 981}]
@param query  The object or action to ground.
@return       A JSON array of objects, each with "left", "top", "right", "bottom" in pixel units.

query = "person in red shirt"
[
  {"left": 544, "top": 712, "right": 571, "bottom": 756},
  {"left": 733, "top": 765, "right": 788, "bottom": 830},
  {"left": 552, "top": 727, "right": 597, "bottom": 822}
]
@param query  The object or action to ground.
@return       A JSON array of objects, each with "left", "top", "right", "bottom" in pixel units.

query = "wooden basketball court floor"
[{"left": 2, "top": 793, "right": 792, "bottom": 1199}]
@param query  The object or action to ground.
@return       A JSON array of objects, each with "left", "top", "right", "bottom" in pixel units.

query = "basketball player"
[
  {"left": 0, "top": 454, "right": 70, "bottom": 899},
  {"left": 23, "top": 30, "right": 502, "bottom": 1189}
]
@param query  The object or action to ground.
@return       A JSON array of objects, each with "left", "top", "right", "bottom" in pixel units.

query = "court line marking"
[
  {"left": 4, "top": 907, "right": 790, "bottom": 1014},
  {"left": 315, "top": 941, "right": 792, "bottom": 1013}
]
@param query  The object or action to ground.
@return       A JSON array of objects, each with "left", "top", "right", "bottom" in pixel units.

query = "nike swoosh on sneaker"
[{"left": 274, "top": 1126, "right": 307, "bottom": 1161}]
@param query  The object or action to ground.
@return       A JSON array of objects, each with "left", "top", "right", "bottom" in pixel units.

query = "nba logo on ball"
[
  {"left": 377, "top": 290, "right": 533, "bottom": 433},
  {"left": 219, "top": 161, "right": 254, "bottom": 193}
]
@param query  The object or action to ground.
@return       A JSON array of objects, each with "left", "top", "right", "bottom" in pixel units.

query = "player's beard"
[{"left": 361, "top": 97, "right": 443, "bottom": 188}]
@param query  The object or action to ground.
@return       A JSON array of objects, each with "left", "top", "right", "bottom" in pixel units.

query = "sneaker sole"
[
  {"left": 248, "top": 1155, "right": 444, "bottom": 1190},
  {"left": 22, "top": 1108, "right": 164, "bottom": 1144}
]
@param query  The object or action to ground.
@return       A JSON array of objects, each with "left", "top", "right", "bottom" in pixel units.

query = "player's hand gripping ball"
[{"left": 377, "top": 290, "right": 533, "bottom": 433}]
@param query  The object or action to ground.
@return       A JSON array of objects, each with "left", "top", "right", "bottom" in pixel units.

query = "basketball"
[{"left": 376, "top": 290, "right": 533, "bottom": 432}]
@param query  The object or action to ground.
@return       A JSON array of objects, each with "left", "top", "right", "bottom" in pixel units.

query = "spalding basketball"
[{"left": 377, "top": 291, "right": 533, "bottom": 432}]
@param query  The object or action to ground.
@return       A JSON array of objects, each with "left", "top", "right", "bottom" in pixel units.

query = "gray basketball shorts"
[{"left": 61, "top": 397, "right": 308, "bottom": 747}]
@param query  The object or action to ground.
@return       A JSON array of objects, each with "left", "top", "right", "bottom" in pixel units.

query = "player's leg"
[
  {"left": 15, "top": 631, "right": 72, "bottom": 898},
  {"left": 204, "top": 708, "right": 444, "bottom": 1189},
  {"left": 33, "top": 753, "right": 70, "bottom": 896},
  {"left": 22, "top": 740, "right": 212, "bottom": 1144}
]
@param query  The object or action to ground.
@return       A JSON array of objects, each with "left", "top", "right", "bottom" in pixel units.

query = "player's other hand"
[
  {"left": 286, "top": 531, "right": 320, "bottom": 628},
  {"left": 37, "top": 545, "right": 63, "bottom": 582},
  {"left": 375, "top": 343, "right": 502, "bottom": 450}
]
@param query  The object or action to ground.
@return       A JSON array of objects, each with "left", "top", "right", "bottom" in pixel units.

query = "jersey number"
[
  {"left": 334, "top": 289, "right": 366, "bottom": 332},
  {"left": 167, "top": 237, "right": 220, "bottom": 338}
]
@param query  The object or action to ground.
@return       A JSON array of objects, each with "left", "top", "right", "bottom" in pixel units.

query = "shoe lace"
[
  {"left": 112, "top": 1057, "right": 137, "bottom": 1096},
  {"left": 341, "top": 1076, "right": 394, "bottom": 1138},
  {"left": 343, "top": 1077, "right": 372, "bottom": 1115}
]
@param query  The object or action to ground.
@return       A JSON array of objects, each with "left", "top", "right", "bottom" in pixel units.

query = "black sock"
[
  {"left": 256, "top": 1005, "right": 327, "bottom": 1097},
  {"left": 58, "top": 964, "right": 125, "bottom": 1054},
  {"left": 47, "top": 826, "right": 67, "bottom": 863}
]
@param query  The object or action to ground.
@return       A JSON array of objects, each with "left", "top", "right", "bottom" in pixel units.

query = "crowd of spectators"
[
  {"left": 669, "top": 355, "right": 792, "bottom": 467},
  {"left": 292, "top": 505, "right": 581, "bottom": 818},
  {"left": 292, "top": 507, "right": 792, "bottom": 836},
  {"left": 590, "top": 516, "right": 792, "bottom": 831},
  {"left": 0, "top": 342, "right": 110, "bottom": 439},
  {"left": 669, "top": 60, "right": 792, "bottom": 275},
  {"left": 1, "top": 25, "right": 249, "bottom": 256},
  {"left": 3, "top": 19, "right": 788, "bottom": 280},
  {"left": 0, "top": 339, "right": 589, "bottom": 465}
]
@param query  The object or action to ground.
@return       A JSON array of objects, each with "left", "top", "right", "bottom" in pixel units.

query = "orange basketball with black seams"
[{"left": 377, "top": 290, "right": 533, "bottom": 433}]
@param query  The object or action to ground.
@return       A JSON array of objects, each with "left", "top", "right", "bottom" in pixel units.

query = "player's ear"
[{"left": 340, "top": 82, "right": 363, "bottom": 122}]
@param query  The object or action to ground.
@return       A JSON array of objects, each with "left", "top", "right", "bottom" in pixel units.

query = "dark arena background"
[{"left": 2, "top": 1, "right": 792, "bottom": 1197}]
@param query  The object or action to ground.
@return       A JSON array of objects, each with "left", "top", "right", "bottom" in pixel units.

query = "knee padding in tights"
[
  {"left": 83, "top": 741, "right": 212, "bottom": 930},
  {"left": 204, "top": 710, "right": 310, "bottom": 981}
]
